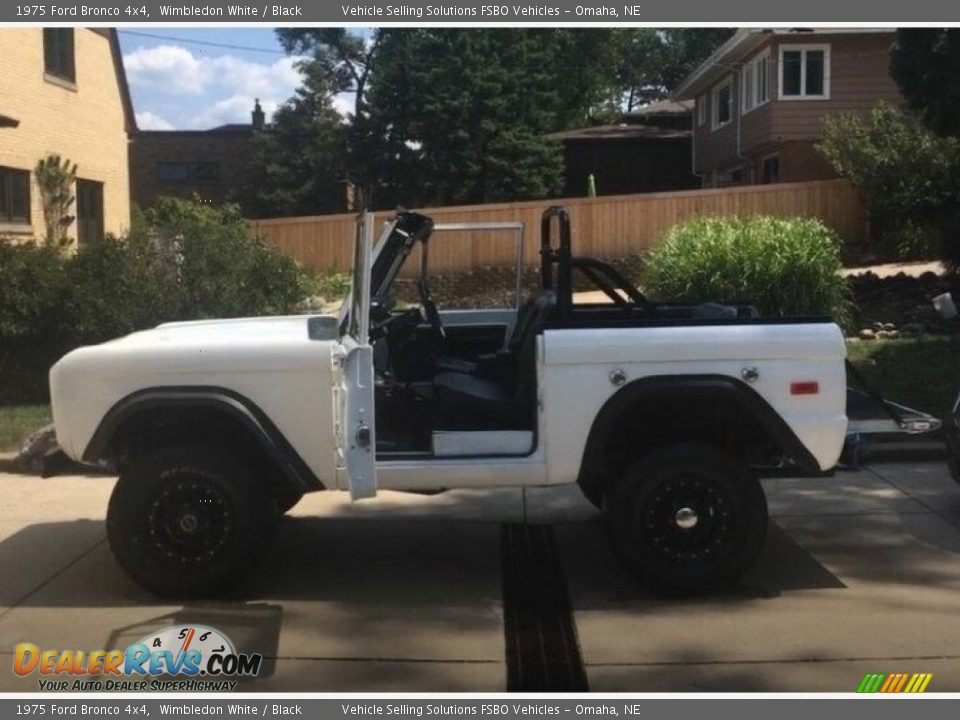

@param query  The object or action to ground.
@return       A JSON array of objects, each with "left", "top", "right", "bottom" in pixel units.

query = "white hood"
[{"left": 108, "top": 314, "right": 328, "bottom": 349}]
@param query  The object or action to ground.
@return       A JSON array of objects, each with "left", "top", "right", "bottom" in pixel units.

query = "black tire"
[
  {"left": 276, "top": 491, "right": 304, "bottom": 514},
  {"left": 107, "top": 444, "right": 277, "bottom": 597},
  {"left": 604, "top": 443, "right": 767, "bottom": 596}
]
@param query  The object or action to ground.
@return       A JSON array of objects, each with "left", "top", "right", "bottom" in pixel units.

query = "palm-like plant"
[{"left": 35, "top": 154, "right": 77, "bottom": 249}]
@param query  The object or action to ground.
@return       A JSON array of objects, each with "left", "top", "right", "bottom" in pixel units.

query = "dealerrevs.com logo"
[{"left": 13, "top": 625, "right": 263, "bottom": 692}]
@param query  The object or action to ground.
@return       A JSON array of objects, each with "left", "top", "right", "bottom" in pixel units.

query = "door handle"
[{"left": 355, "top": 424, "right": 371, "bottom": 450}]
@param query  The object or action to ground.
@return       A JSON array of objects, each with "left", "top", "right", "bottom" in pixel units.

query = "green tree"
[
  {"left": 277, "top": 28, "right": 383, "bottom": 118},
  {"left": 818, "top": 103, "right": 960, "bottom": 259},
  {"left": 890, "top": 29, "right": 960, "bottom": 138},
  {"left": 615, "top": 28, "right": 735, "bottom": 111},
  {"left": 270, "top": 28, "right": 733, "bottom": 209},
  {"left": 237, "top": 64, "right": 348, "bottom": 218},
  {"left": 356, "top": 30, "right": 578, "bottom": 207}
]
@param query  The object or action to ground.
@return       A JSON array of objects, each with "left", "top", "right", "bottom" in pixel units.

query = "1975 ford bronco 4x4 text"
[{"left": 50, "top": 207, "right": 903, "bottom": 597}]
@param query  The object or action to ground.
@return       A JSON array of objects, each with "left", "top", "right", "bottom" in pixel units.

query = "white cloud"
[
  {"left": 208, "top": 55, "right": 302, "bottom": 98},
  {"left": 123, "top": 45, "right": 307, "bottom": 129},
  {"left": 124, "top": 45, "right": 209, "bottom": 94},
  {"left": 192, "top": 94, "right": 280, "bottom": 129},
  {"left": 332, "top": 92, "right": 355, "bottom": 117},
  {"left": 135, "top": 110, "right": 174, "bottom": 130}
]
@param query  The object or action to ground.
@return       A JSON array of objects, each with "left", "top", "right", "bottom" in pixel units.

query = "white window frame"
[
  {"left": 778, "top": 43, "right": 831, "bottom": 101},
  {"left": 697, "top": 94, "right": 707, "bottom": 126},
  {"left": 711, "top": 76, "right": 733, "bottom": 131},
  {"left": 741, "top": 49, "right": 771, "bottom": 114}
]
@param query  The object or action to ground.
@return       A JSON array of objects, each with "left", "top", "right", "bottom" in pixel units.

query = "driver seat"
[
  {"left": 431, "top": 291, "right": 556, "bottom": 429},
  {"left": 432, "top": 290, "right": 555, "bottom": 377}
]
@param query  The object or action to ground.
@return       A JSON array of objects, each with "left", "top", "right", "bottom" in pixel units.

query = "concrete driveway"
[{"left": 0, "top": 459, "right": 959, "bottom": 692}]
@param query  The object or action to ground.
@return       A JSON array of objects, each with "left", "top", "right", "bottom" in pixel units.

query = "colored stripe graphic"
[{"left": 857, "top": 673, "right": 932, "bottom": 693}]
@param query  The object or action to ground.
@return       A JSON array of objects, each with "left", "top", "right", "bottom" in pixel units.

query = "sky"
[{"left": 117, "top": 29, "right": 355, "bottom": 131}]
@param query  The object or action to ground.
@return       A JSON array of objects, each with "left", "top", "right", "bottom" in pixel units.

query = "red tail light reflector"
[{"left": 790, "top": 381, "right": 819, "bottom": 395}]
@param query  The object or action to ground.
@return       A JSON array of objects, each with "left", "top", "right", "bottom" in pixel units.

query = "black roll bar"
[{"left": 540, "top": 206, "right": 573, "bottom": 320}]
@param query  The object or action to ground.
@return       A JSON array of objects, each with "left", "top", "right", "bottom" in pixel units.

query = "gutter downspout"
[{"left": 736, "top": 64, "right": 749, "bottom": 181}]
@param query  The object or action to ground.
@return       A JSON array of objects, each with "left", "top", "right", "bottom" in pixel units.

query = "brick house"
[
  {"left": 129, "top": 101, "right": 265, "bottom": 209},
  {"left": 0, "top": 28, "right": 135, "bottom": 243},
  {"left": 674, "top": 29, "right": 902, "bottom": 187}
]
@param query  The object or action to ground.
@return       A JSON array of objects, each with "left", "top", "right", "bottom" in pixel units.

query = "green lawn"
[
  {"left": 847, "top": 336, "right": 960, "bottom": 421},
  {"left": 0, "top": 404, "right": 52, "bottom": 452}
]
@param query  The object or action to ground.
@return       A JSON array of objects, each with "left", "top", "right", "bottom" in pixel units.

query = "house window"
[
  {"left": 711, "top": 78, "right": 732, "bottom": 131},
  {"left": 779, "top": 44, "right": 830, "bottom": 99},
  {"left": 0, "top": 167, "right": 31, "bottom": 225},
  {"left": 76, "top": 179, "right": 104, "bottom": 246},
  {"left": 43, "top": 28, "right": 75, "bottom": 83},
  {"left": 742, "top": 50, "right": 770, "bottom": 112},
  {"left": 761, "top": 155, "right": 780, "bottom": 184},
  {"left": 157, "top": 162, "right": 220, "bottom": 183},
  {"left": 714, "top": 166, "right": 746, "bottom": 186},
  {"left": 697, "top": 94, "right": 707, "bottom": 126}
]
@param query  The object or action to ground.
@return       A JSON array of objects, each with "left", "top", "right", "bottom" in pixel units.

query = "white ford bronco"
[{"left": 50, "top": 207, "right": 855, "bottom": 597}]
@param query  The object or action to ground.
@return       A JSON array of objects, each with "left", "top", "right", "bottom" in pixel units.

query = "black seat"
[
  {"left": 433, "top": 291, "right": 556, "bottom": 430},
  {"left": 433, "top": 290, "right": 556, "bottom": 376}
]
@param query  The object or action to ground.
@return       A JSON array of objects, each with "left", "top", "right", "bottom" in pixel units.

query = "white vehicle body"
[
  {"left": 51, "top": 212, "right": 848, "bottom": 500},
  {"left": 51, "top": 314, "right": 847, "bottom": 491}
]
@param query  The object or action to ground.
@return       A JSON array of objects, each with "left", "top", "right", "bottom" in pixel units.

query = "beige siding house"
[
  {"left": 0, "top": 28, "right": 135, "bottom": 243},
  {"left": 674, "top": 29, "right": 901, "bottom": 187}
]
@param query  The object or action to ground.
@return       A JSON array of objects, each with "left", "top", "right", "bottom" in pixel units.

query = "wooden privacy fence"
[{"left": 249, "top": 178, "right": 865, "bottom": 276}]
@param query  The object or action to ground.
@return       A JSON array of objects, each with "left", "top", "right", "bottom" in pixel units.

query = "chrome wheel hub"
[{"left": 674, "top": 506, "right": 699, "bottom": 530}]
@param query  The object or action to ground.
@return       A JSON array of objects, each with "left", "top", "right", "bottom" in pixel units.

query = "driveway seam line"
[
  {"left": 864, "top": 465, "right": 960, "bottom": 528},
  {"left": 0, "top": 537, "right": 106, "bottom": 623}
]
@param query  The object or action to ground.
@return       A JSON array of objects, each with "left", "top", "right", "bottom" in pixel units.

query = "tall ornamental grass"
[{"left": 644, "top": 215, "right": 849, "bottom": 322}]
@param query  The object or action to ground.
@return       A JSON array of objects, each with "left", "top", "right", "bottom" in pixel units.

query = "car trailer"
[{"left": 844, "top": 360, "right": 943, "bottom": 467}]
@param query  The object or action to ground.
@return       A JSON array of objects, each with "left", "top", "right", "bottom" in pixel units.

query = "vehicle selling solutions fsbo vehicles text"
[{"left": 340, "top": 4, "right": 562, "bottom": 16}]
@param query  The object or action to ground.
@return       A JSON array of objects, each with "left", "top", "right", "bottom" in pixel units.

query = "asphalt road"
[{"left": 0, "top": 459, "right": 958, "bottom": 692}]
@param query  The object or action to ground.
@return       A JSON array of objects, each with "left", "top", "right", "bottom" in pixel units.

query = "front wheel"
[
  {"left": 604, "top": 443, "right": 768, "bottom": 595},
  {"left": 107, "top": 444, "right": 277, "bottom": 597}
]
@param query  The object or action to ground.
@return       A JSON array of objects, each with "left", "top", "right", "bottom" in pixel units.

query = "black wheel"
[
  {"left": 107, "top": 444, "right": 276, "bottom": 597},
  {"left": 604, "top": 443, "right": 767, "bottom": 595}
]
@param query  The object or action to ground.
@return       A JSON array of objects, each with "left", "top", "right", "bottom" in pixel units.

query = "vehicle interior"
[{"left": 355, "top": 206, "right": 761, "bottom": 459}]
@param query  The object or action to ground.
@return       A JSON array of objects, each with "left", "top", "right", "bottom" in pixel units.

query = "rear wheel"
[
  {"left": 604, "top": 443, "right": 767, "bottom": 595},
  {"left": 107, "top": 444, "right": 276, "bottom": 597}
]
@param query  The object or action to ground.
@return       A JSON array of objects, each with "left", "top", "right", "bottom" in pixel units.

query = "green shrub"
[
  {"left": 305, "top": 270, "right": 352, "bottom": 300},
  {"left": 0, "top": 239, "right": 65, "bottom": 339},
  {"left": 0, "top": 198, "right": 314, "bottom": 404},
  {"left": 63, "top": 234, "right": 180, "bottom": 345},
  {"left": 818, "top": 104, "right": 960, "bottom": 260},
  {"left": 644, "top": 215, "right": 850, "bottom": 322},
  {"left": 145, "top": 197, "right": 309, "bottom": 318}
]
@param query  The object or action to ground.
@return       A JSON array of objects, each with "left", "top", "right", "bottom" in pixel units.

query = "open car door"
[{"left": 336, "top": 211, "right": 377, "bottom": 500}]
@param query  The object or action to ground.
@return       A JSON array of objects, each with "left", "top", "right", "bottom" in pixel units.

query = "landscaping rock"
[
  {"left": 16, "top": 424, "right": 66, "bottom": 477},
  {"left": 859, "top": 328, "right": 877, "bottom": 340},
  {"left": 14, "top": 423, "right": 111, "bottom": 477},
  {"left": 296, "top": 295, "right": 327, "bottom": 313}
]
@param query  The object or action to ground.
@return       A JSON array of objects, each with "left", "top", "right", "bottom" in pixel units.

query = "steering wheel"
[
  {"left": 370, "top": 306, "right": 421, "bottom": 342},
  {"left": 417, "top": 279, "right": 447, "bottom": 341}
]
